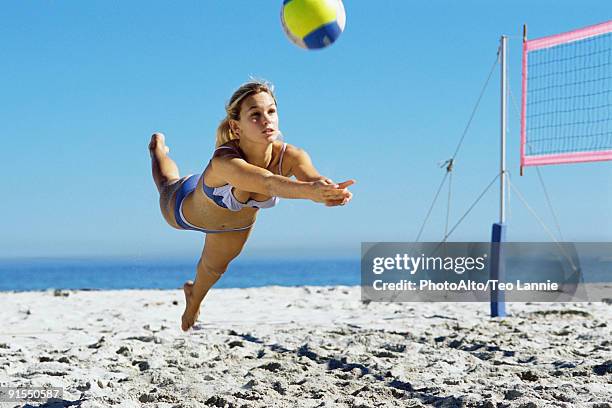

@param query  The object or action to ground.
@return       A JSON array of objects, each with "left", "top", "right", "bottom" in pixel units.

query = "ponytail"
[{"left": 215, "top": 117, "right": 238, "bottom": 147}]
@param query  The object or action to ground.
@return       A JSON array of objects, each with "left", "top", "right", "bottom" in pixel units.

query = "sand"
[{"left": 0, "top": 286, "right": 610, "bottom": 407}]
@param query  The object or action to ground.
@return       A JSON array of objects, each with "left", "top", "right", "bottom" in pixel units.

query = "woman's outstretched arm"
[
  {"left": 286, "top": 145, "right": 355, "bottom": 206},
  {"left": 286, "top": 146, "right": 329, "bottom": 182},
  {"left": 210, "top": 156, "right": 353, "bottom": 205}
]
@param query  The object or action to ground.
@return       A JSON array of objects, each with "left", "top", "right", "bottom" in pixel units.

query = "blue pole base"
[{"left": 490, "top": 222, "right": 506, "bottom": 317}]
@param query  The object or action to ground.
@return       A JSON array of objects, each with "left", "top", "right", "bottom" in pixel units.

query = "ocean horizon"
[
  {"left": 1, "top": 255, "right": 608, "bottom": 292},
  {"left": 0, "top": 256, "right": 361, "bottom": 292}
]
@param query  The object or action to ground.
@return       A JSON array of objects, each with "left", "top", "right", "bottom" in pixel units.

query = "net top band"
[{"left": 526, "top": 20, "right": 612, "bottom": 52}]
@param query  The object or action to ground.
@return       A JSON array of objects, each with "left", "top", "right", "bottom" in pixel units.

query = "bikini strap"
[
  {"left": 214, "top": 143, "right": 286, "bottom": 174},
  {"left": 213, "top": 144, "right": 244, "bottom": 161},
  {"left": 278, "top": 143, "right": 287, "bottom": 175},
  {"left": 214, "top": 146, "right": 238, "bottom": 153}
]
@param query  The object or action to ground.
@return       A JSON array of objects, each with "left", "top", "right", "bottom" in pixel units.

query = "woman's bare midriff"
[
  {"left": 159, "top": 175, "right": 258, "bottom": 231},
  {"left": 159, "top": 141, "right": 295, "bottom": 232},
  {"left": 184, "top": 177, "right": 258, "bottom": 230}
]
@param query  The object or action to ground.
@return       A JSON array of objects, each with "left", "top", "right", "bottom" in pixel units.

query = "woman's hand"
[{"left": 310, "top": 179, "right": 355, "bottom": 206}]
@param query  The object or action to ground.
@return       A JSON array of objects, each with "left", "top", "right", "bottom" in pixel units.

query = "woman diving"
[{"left": 149, "top": 80, "right": 355, "bottom": 331}]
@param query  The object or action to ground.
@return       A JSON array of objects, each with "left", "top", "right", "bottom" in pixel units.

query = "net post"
[
  {"left": 520, "top": 24, "right": 527, "bottom": 176},
  {"left": 500, "top": 35, "right": 508, "bottom": 223},
  {"left": 491, "top": 35, "right": 508, "bottom": 318}
]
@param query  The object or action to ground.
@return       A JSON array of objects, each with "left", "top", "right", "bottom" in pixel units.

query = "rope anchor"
[{"left": 439, "top": 158, "right": 454, "bottom": 173}]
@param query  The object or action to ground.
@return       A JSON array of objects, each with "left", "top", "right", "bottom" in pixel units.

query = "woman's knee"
[{"left": 198, "top": 258, "right": 229, "bottom": 279}]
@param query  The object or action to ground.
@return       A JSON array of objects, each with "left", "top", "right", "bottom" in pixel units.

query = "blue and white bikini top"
[{"left": 202, "top": 143, "right": 287, "bottom": 212}]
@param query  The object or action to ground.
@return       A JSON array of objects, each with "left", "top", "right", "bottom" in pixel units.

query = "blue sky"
[{"left": 1, "top": 1, "right": 610, "bottom": 259}]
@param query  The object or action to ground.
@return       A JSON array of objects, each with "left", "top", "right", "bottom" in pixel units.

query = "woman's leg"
[
  {"left": 149, "top": 132, "right": 180, "bottom": 193},
  {"left": 182, "top": 228, "right": 253, "bottom": 331}
]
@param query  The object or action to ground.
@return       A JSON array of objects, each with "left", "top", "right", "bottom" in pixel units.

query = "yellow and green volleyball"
[{"left": 281, "top": 0, "right": 346, "bottom": 50}]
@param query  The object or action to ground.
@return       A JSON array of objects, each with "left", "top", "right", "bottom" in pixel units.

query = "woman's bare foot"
[
  {"left": 149, "top": 132, "right": 170, "bottom": 158},
  {"left": 181, "top": 280, "right": 201, "bottom": 331}
]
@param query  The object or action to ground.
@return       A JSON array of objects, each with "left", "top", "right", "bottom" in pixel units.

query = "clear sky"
[{"left": 2, "top": 1, "right": 610, "bottom": 259}]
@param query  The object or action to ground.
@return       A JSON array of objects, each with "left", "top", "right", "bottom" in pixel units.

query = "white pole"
[
  {"left": 490, "top": 35, "right": 509, "bottom": 318},
  {"left": 500, "top": 36, "right": 508, "bottom": 224}
]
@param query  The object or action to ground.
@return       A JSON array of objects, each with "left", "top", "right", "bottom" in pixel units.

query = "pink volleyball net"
[{"left": 521, "top": 21, "right": 612, "bottom": 171}]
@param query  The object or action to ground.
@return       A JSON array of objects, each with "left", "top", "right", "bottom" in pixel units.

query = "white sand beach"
[{"left": 1, "top": 286, "right": 610, "bottom": 407}]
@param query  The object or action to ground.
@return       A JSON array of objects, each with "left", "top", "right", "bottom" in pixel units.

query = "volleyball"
[{"left": 281, "top": 0, "right": 346, "bottom": 50}]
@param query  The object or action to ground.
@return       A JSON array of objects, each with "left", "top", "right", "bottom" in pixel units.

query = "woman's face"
[{"left": 232, "top": 91, "right": 279, "bottom": 144}]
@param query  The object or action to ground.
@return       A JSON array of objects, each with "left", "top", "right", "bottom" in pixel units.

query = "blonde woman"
[{"left": 149, "top": 80, "right": 355, "bottom": 331}]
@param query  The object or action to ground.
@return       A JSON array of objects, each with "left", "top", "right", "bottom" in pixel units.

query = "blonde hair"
[{"left": 215, "top": 80, "right": 278, "bottom": 147}]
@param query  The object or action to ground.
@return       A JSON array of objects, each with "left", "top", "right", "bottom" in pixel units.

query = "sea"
[
  {"left": 0, "top": 257, "right": 361, "bottom": 292},
  {"left": 0, "top": 256, "right": 608, "bottom": 292}
]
